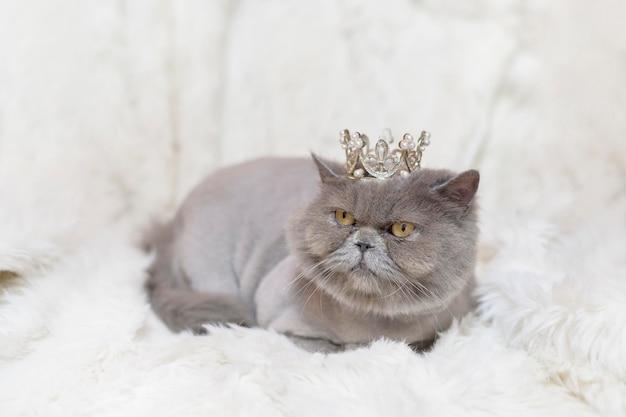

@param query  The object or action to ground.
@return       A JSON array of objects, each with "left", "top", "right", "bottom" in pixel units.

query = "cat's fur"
[{"left": 146, "top": 155, "right": 480, "bottom": 352}]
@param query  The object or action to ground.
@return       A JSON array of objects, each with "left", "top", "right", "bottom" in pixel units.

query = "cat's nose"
[{"left": 355, "top": 241, "right": 373, "bottom": 253}]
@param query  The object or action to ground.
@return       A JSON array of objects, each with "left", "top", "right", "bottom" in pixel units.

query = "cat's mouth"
[
  {"left": 351, "top": 262, "right": 372, "bottom": 275},
  {"left": 348, "top": 256, "right": 391, "bottom": 281},
  {"left": 348, "top": 253, "right": 373, "bottom": 272},
  {"left": 328, "top": 245, "right": 398, "bottom": 283}
]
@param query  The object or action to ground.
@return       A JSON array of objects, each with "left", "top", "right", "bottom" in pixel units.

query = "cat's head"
[{"left": 286, "top": 155, "right": 480, "bottom": 317}]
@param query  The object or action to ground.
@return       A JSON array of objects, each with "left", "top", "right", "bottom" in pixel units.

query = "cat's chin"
[
  {"left": 345, "top": 269, "right": 388, "bottom": 296},
  {"left": 305, "top": 268, "right": 439, "bottom": 317},
  {"left": 298, "top": 254, "right": 460, "bottom": 317},
  {"left": 349, "top": 263, "right": 377, "bottom": 277},
  {"left": 345, "top": 259, "right": 406, "bottom": 288}
]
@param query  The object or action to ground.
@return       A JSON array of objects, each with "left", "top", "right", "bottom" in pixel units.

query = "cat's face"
[{"left": 287, "top": 156, "right": 479, "bottom": 317}]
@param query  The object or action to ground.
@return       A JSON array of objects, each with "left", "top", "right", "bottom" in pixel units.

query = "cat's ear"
[
  {"left": 432, "top": 170, "right": 480, "bottom": 210},
  {"left": 311, "top": 153, "right": 341, "bottom": 183}
]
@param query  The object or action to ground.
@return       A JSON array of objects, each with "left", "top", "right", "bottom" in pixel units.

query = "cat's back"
[
  {"left": 174, "top": 157, "right": 320, "bottom": 299},
  {"left": 179, "top": 157, "right": 319, "bottom": 222}
]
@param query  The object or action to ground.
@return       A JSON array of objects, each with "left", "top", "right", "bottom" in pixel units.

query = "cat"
[{"left": 145, "top": 155, "right": 480, "bottom": 352}]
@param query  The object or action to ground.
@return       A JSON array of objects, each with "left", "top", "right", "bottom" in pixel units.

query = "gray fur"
[{"left": 146, "top": 156, "right": 480, "bottom": 352}]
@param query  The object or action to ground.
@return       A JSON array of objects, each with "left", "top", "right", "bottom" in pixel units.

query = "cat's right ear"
[{"left": 311, "top": 153, "right": 341, "bottom": 184}]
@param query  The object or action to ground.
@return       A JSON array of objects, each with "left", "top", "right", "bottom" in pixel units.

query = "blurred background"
[{"left": 0, "top": 0, "right": 624, "bottom": 245}]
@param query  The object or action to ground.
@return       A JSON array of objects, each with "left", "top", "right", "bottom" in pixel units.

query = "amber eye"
[
  {"left": 335, "top": 210, "right": 356, "bottom": 226},
  {"left": 390, "top": 222, "right": 416, "bottom": 238}
]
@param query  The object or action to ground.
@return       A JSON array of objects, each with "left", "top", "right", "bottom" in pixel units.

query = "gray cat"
[{"left": 146, "top": 155, "right": 479, "bottom": 352}]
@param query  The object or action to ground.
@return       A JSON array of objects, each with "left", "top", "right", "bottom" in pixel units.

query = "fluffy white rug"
[{"left": 1, "top": 0, "right": 625, "bottom": 416}]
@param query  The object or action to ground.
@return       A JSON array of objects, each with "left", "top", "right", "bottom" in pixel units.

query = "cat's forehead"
[{"left": 320, "top": 169, "right": 454, "bottom": 222}]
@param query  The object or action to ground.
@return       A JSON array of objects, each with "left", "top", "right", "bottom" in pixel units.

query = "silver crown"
[{"left": 339, "top": 128, "right": 431, "bottom": 180}]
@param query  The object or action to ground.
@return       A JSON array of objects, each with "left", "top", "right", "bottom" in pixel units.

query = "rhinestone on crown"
[{"left": 339, "top": 128, "right": 431, "bottom": 180}]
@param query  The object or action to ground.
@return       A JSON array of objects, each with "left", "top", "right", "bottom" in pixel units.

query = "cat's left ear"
[
  {"left": 311, "top": 153, "right": 341, "bottom": 184},
  {"left": 433, "top": 170, "right": 480, "bottom": 210}
]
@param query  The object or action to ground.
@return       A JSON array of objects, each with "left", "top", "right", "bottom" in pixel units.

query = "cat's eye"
[
  {"left": 390, "top": 222, "right": 416, "bottom": 238},
  {"left": 335, "top": 210, "right": 356, "bottom": 226}
]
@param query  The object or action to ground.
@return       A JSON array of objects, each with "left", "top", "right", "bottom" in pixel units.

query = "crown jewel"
[{"left": 339, "top": 128, "right": 431, "bottom": 180}]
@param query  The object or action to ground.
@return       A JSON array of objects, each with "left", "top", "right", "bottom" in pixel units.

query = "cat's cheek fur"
[
  {"left": 300, "top": 211, "right": 348, "bottom": 259},
  {"left": 385, "top": 233, "right": 436, "bottom": 275}
]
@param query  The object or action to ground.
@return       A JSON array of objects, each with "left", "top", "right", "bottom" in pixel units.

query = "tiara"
[{"left": 339, "top": 128, "right": 431, "bottom": 180}]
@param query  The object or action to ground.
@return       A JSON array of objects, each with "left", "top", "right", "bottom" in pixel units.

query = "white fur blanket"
[{"left": 1, "top": 1, "right": 625, "bottom": 416}]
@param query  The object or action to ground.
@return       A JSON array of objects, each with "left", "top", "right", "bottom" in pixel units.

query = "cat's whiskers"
[
  {"left": 389, "top": 275, "right": 418, "bottom": 309},
  {"left": 284, "top": 258, "right": 333, "bottom": 296},
  {"left": 377, "top": 281, "right": 405, "bottom": 300},
  {"left": 367, "top": 262, "right": 412, "bottom": 301},
  {"left": 290, "top": 251, "right": 462, "bottom": 325},
  {"left": 298, "top": 266, "right": 335, "bottom": 321},
  {"left": 383, "top": 276, "right": 405, "bottom": 298},
  {"left": 405, "top": 280, "right": 458, "bottom": 329},
  {"left": 407, "top": 279, "right": 438, "bottom": 300},
  {"left": 377, "top": 271, "right": 445, "bottom": 318}
]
